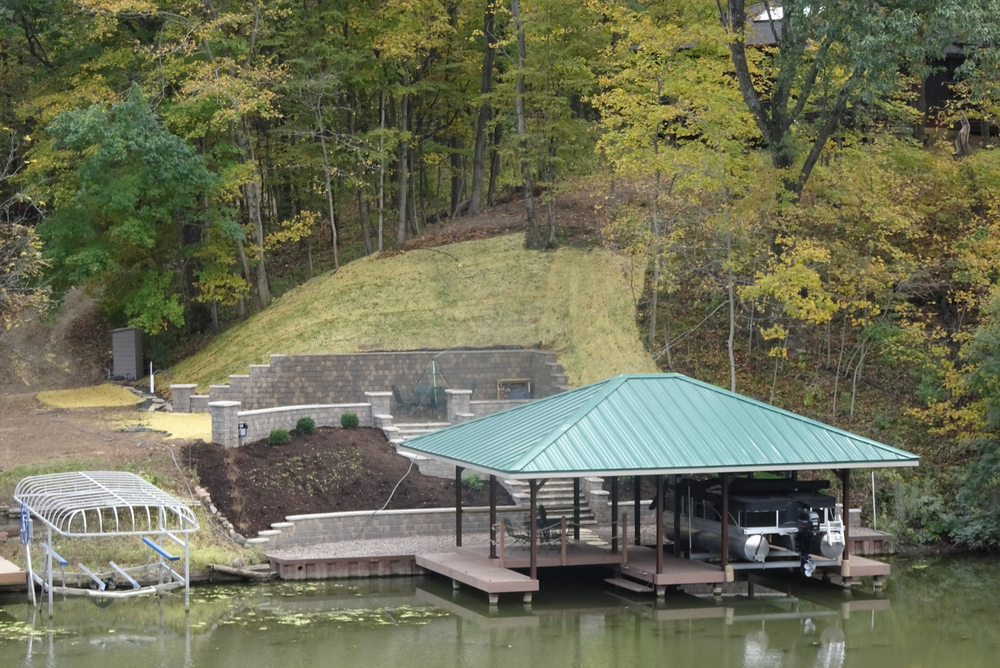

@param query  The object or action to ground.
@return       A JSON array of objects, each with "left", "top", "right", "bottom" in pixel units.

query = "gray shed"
[{"left": 111, "top": 327, "right": 143, "bottom": 380}]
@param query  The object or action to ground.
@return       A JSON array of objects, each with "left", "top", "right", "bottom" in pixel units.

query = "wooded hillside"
[{"left": 4, "top": 1, "right": 1000, "bottom": 547}]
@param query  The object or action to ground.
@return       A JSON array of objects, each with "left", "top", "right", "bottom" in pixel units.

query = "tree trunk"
[
  {"left": 648, "top": 79, "right": 663, "bottom": 351},
  {"left": 348, "top": 92, "right": 372, "bottom": 255},
  {"left": 511, "top": 0, "right": 542, "bottom": 249},
  {"left": 396, "top": 78, "right": 410, "bottom": 246},
  {"left": 469, "top": 1, "right": 497, "bottom": 217},
  {"left": 316, "top": 101, "right": 340, "bottom": 271},
  {"left": 242, "top": 179, "right": 271, "bottom": 308},
  {"left": 727, "top": 238, "right": 737, "bottom": 393},
  {"left": 450, "top": 136, "right": 463, "bottom": 218},
  {"left": 487, "top": 121, "right": 502, "bottom": 204},
  {"left": 378, "top": 85, "right": 386, "bottom": 252}
]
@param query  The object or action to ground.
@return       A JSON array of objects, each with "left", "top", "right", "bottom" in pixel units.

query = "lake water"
[{"left": 1, "top": 555, "right": 998, "bottom": 667}]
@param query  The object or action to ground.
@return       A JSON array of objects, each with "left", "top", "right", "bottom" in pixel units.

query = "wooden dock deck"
[
  {"left": 617, "top": 548, "right": 729, "bottom": 589},
  {"left": 841, "top": 555, "right": 891, "bottom": 577},
  {"left": 415, "top": 552, "right": 539, "bottom": 604},
  {"left": 0, "top": 556, "right": 26, "bottom": 585},
  {"left": 456, "top": 541, "right": 624, "bottom": 569}
]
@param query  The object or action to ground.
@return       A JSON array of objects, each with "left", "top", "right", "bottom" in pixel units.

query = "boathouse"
[{"left": 398, "top": 373, "right": 919, "bottom": 602}]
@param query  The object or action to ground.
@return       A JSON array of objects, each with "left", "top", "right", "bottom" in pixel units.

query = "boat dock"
[
  {"left": 415, "top": 552, "right": 538, "bottom": 604},
  {"left": 0, "top": 555, "right": 26, "bottom": 585}
]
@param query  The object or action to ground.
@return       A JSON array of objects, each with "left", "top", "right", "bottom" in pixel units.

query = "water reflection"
[{"left": 1, "top": 557, "right": 998, "bottom": 668}]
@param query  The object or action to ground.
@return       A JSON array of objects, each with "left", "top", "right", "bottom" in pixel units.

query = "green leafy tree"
[{"left": 39, "top": 87, "right": 214, "bottom": 333}]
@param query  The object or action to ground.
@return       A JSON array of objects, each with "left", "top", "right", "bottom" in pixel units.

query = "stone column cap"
[
  {"left": 170, "top": 383, "right": 198, "bottom": 389},
  {"left": 364, "top": 391, "right": 393, "bottom": 397},
  {"left": 208, "top": 401, "right": 242, "bottom": 407},
  {"left": 445, "top": 388, "right": 473, "bottom": 395}
]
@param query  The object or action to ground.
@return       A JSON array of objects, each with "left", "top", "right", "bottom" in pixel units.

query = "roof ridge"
[
  {"left": 511, "top": 375, "right": 629, "bottom": 470},
  {"left": 674, "top": 374, "right": 913, "bottom": 456}
]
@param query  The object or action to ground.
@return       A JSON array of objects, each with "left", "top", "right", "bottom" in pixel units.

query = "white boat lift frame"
[{"left": 13, "top": 471, "right": 199, "bottom": 616}]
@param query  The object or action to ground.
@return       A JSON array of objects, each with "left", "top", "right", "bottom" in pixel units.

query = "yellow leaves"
[
  {"left": 263, "top": 212, "right": 318, "bottom": 251},
  {"left": 74, "top": 0, "right": 158, "bottom": 13},
  {"left": 742, "top": 237, "right": 837, "bottom": 326},
  {"left": 759, "top": 325, "right": 789, "bottom": 358},
  {"left": 195, "top": 273, "right": 249, "bottom": 307}
]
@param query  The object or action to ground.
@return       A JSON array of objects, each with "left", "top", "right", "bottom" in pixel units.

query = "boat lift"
[{"left": 13, "top": 471, "right": 199, "bottom": 616}]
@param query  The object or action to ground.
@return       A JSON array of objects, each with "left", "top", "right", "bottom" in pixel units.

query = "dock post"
[
  {"left": 489, "top": 475, "right": 497, "bottom": 559},
  {"left": 455, "top": 466, "right": 464, "bottom": 548},
  {"left": 560, "top": 517, "right": 568, "bottom": 566},
  {"left": 634, "top": 476, "right": 642, "bottom": 546},
  {"left": 720, "top": 473, "right": 730, "bottom": 576},
  {"left": 655, "top": 476, "right": 664, "bottom": 575},
  {"left": 523, "top": 592, "right": 532, "bottom": 604},
  {"left": 611, "top": 477, "right": 619, "bottom": 554},
  {"left": 656, "top": 585, "right": 666, "bottom": 598},
  {"left": 529, "top": 480, "right": 538, "bottom": 580},
  {"left": 498, "top": 524, "right": 505, "bottom": 568},
  {"left": 672, "top": 475, "right": 681, "bottom": 557},
  {"left": 573, "top": 478, "right": 581, "bottom": 541},
  {"left": 489, "top": 593, "right": 498, "bottom": 606},
  {"left": 453, "top": 579, "right": 460, "bottom": 590},
  {"left": 621, "top": 513, "right": 628, "bottom": 564}
]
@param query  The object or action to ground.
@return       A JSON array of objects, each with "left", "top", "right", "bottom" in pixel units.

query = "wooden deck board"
[
  {"left": 0, "top": 556, "right": 26, "bottom": 585},
  {"left": 605, "top": 577, "right": 653, "bottom": 593},
  {"left": 416, "top": 552, "right": 539, "bottom": 594},
  {"left": 619, "top": 548, "right": 729, "bottom": 586},
  {"left": 843, "top": 555, "right": 891, "bottom": 577},
  {"left": 457, "top": 542, "right": 624, "bottom": 569}
]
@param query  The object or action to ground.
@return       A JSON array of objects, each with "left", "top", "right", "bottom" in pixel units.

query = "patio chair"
[
  {"left": 391, "top": 384, "right": 418, "bottom": 411},
  {"left": 537, "top": 505, "right": 562, "bottom": 545},
  {"left": 502, "top": 518, "right": 529, "bottom": 549}
]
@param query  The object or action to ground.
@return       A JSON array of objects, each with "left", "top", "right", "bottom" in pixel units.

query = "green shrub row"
[{"left": 268, "top": 413, "right": 359, "bottom": 445}]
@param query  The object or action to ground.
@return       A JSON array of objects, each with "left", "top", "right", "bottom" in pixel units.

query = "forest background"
[{"left": 3, "top": 0, "right": 1000, "bottom": 548}]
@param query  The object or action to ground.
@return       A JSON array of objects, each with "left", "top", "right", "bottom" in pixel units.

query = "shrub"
[
  {"left": 269, "top": 428, "right": 291, "bottom": 445},
  {"left": 462, "top": 472, "right": 483, "bottom": 492},
  {"left": 340, "top": 412, "right": 359, "bottom": 429},
  {"left": 296, "top": 417, "right": 316, "bottom": 435}
]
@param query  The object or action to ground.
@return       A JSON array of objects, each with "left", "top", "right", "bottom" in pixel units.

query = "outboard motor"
[{"left": 796, "top": 510, "right": 820, "bottom": 577}]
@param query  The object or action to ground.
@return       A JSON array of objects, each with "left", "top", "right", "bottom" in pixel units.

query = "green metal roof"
[{"left": 399, "top": 373, "right": 919, "bottom": 479}]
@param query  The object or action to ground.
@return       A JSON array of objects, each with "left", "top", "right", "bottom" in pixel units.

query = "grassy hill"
[{"left": 168, "top": 234, "right": 657, "bottom": 390}]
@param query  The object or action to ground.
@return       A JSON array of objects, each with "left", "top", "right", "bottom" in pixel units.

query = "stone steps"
[{"left": 504, "top": 479, "right": 597, "bottom": 525}]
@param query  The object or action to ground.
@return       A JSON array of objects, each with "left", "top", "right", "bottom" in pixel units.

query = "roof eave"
[{"left": 398, "top": 444, "right": 919, "bottom": 481}]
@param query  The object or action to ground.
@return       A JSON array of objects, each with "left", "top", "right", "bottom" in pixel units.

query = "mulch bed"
[{"left": 184, "top": 427, "right": 510, "bottom": 536}]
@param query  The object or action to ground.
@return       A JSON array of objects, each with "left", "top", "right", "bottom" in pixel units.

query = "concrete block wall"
[
  {"left": 210, "top": 401, "right": 374, "bottom": 447},
  {"left": 468, "top": 399, "right": 531, "bottom": 417},
  {"left": 237, "top": 403, "right": 372, "bottom": 445},
  {"left": 260, "top": 505, "right": 519, "bottom": 548},
  {"left": 582, "top": 476, "right": 656, "bottom": 527},
  {"left": 200, "top": 349, "right": 567, "bottom": 410},
  {"left": 190, "top": 395, "right": 210, "bottom": 413},
  {"left": 170, "top": 384, "right": 197, "bottom": 413},
  {"left": 210, "top": 401, "right": 241, "bottom": 447}
]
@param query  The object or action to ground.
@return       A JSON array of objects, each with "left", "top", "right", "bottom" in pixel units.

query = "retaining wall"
[
  {"left": 201, "top": 349, "right": 568, "bottom": 410},
  {"left": 256, "top": 506, "right": 519, "bottom": 549}
]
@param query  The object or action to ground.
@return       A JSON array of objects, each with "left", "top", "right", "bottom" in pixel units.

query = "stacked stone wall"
[
  {"left": 205, "top": 349, "right": 565, "bottom": 410},
  {"left": 261, "top": 506, "right": 518, "bottom": 548},
  {"left": 238, "top": 404, "right": 372, "bottom": 445}
]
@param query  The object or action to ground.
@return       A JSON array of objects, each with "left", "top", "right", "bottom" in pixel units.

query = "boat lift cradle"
[{"left": 13, "top": 471, "right": 199, "bottom": 615}]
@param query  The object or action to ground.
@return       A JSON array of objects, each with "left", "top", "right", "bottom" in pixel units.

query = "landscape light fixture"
[{"left": 238, "top": 422, "right": 248, "bottom": 444}]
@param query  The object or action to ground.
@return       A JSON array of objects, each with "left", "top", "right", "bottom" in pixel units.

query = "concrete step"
[{"left": 394, "top": 422, "right": 451, "bottom": 429}]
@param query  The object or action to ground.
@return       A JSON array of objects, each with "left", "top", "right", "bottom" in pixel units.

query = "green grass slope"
[{"left": 169, "top": 234, "right": 657, "bottom": 389}]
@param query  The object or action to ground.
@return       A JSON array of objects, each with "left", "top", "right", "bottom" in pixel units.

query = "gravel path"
[{"left": 266, "top": 532, "right": 494, "bottom": 560}]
